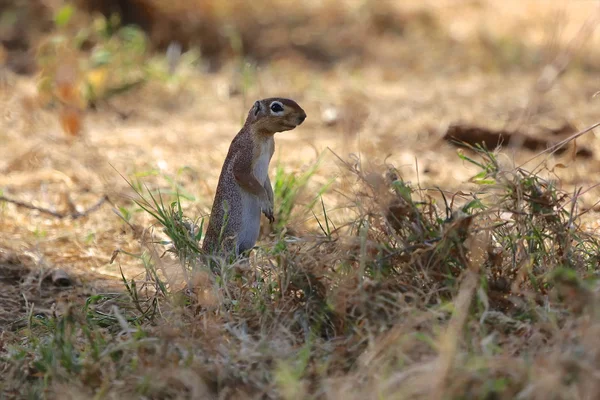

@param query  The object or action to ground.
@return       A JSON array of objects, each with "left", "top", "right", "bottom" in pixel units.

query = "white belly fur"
[
  {"left": 253, "top": 143, "right": 271, "bottom": 185},
  {"left": 237, "top": 141, "right": 271, "bottom": 253},
  {"left": 238, "top": 190, "right": 261, "bottom": 253}
]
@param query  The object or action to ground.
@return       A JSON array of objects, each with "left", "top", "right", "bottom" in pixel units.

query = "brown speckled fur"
[{"left": 202, "top": 98, "right": 306, "bottom": 258}]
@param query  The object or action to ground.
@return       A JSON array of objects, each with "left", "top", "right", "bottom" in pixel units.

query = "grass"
[
  {"left": 3, "top": 140, "right": 600, "bottom": 398},
  {"left": 272, "top": 151, "right": 333, "bottom": 233}
]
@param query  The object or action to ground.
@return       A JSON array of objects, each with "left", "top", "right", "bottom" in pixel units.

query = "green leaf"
[
  {"left": 90, "top": 48, "right": 112, "bottom": 67},
  {"left": 393, "top": 181, "right": 413, "bottom": 202},
  {"left": 54, "top": 4, "right": 75, "bottom": 28},
  {"left": 473, "top": 178, "right": 496, "bottom": 185},
  {"left": 462, "top": 199, "right": 486, "bottom": 213}
]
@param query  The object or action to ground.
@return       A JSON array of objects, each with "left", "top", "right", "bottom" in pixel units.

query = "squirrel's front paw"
[{"left": 260, "top": 199, "right": 275, "bottom": 224}]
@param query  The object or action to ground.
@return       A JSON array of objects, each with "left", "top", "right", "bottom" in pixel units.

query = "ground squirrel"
[{"left": 202, "top": 97, "right": 307, "bottom": 259}]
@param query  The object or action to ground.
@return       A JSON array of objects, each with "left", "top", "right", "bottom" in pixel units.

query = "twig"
[
  {"left": 0, "top": 194, "right": 109, "bottom": 219},
  {"left": 518, "top": 121, "right": 600, "bottom": 173}
]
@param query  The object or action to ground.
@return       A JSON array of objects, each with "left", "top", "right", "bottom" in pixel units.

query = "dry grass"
[{"left": 2, "top": 1, "right": 600, "bottom": 399}]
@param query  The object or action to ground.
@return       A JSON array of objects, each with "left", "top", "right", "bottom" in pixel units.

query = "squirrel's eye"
[{"left": 270, "top": 102, "right": 284, "bottom": 113}]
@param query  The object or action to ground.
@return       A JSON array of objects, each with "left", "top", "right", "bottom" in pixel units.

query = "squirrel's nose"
[{"left": 297, "top": 113, "right": 306, "bottom": 125}]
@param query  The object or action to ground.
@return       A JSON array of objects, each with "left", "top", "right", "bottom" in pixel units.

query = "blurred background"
[{"left": 1, "top": 0, "right": 600, "bottom": 284}]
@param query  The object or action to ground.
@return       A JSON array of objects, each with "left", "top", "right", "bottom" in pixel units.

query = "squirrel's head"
[{"left": 246, "top": 97, "right": 307, "bottom": 134}]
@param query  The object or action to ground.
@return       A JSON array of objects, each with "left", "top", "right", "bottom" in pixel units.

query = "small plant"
[
  {"left": 129, "top": 181, "right": 204, "bottom": 272},
  {"left": 3, "top": 293, "right": 141, "bottom": 396},
  {"left": 36, "top": 9, "right": 184, "bottom": 118},
  {"left": 272, "top": 152, "right": 334, "bottom": 233}
]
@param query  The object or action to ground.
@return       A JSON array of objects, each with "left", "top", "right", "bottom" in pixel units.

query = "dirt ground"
[{"left": 2, "top": 1, "right": 600, "bottom": 396}]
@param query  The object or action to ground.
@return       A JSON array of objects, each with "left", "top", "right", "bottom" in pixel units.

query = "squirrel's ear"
[{"left": 253, "top": 101, "right": 261, "bottom": 116}]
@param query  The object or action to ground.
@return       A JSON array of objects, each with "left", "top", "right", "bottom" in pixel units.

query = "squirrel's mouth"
[
  {"left": 286, "top": 114, "right": 306, "bottom": 128},
  {"left": 282, "top": 122, "right": 299, "bottom": 129},
  {"left": 281, "top": 114, "right": 306, "bottom": 130}
]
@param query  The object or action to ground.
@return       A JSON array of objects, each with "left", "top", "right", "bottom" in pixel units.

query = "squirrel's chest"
[{"left": 253, "top": 140, "right": 273, "bottom": 184}]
